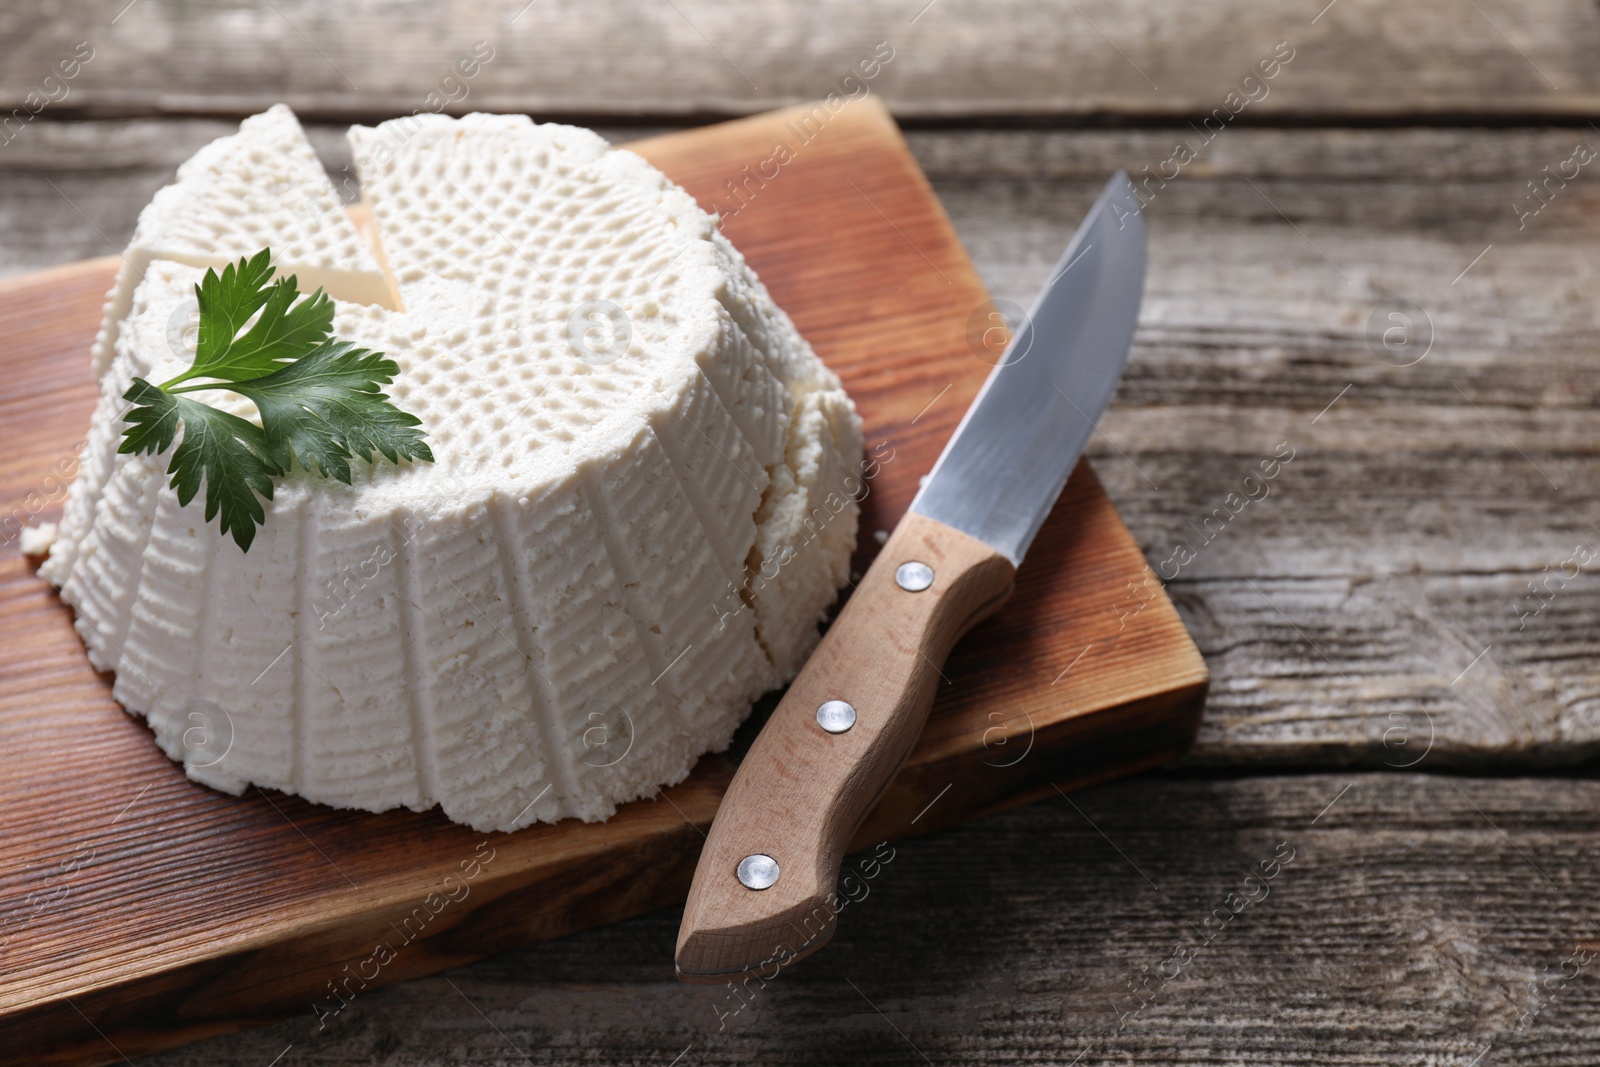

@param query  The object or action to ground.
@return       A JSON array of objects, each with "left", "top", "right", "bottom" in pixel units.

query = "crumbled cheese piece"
[{"left": 20, "top": 523, "right": 57, "bottom": 556}]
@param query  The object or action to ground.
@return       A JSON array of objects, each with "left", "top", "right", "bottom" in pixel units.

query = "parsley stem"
[{"left": 158, "top": 372, "right": 201, "bottom": 391}]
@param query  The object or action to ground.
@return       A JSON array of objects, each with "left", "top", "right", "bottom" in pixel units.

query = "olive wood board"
[{"left": 0, "top": 97, "right": 1207, "bottom": 1066}]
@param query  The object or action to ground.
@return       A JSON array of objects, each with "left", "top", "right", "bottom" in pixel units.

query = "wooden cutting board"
[{"left": 0, "top": 98, "right": 1207, "bottom": 1066}]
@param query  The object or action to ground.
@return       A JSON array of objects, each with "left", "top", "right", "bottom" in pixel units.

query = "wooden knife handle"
[{"left": 674, "top": 512, "right": 1016, "bottom": 982}]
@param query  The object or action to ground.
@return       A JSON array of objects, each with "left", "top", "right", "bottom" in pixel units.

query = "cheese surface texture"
[{"left": 41, "top": 109, "right": 862, "bottom": 831}]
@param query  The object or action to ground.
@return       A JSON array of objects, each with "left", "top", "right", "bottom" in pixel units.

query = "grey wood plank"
[
  {"left": 3, "top": 121, "right": 1596, "bottom": 770},
  {"left": 1, "top": 1, "right": 1598, "bottom": 121},
  {"left": 986, "top": 178, "right": 1597, "bottom": 768},
  {"left": 914, "top": 128, "right": 1598, "bottom": 769},
  {"left": 122, "top": 773, "right": 1600, "bottom": 1066}
]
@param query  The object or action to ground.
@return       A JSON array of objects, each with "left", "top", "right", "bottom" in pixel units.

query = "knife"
[{"left": 674, "top": 172, "right": 1147, "bottom": 983}]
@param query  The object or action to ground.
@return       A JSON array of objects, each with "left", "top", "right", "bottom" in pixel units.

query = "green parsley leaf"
[
  {"left": 232, "top": 340, "right": 434, "bottom": 484},
  {"left": 211, "top": 274, "right": 335, "bottom": 380},
  {"left": 118, "top": 249, "right": 432, "bottom": 551},
  {"left": 167, "top": 249, "right": 336, "bottom": 387},
  {"left": 119, "top": 375, "right": 186, "bottom": 458},
  {"left": 190, "top": 250, "right": 278, "bottom": 379},
  {"left": 120, "top": 378, "right": 281, "bottom": 552}
]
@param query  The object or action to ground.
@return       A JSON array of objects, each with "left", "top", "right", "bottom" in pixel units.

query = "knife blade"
[
  {"left": 674, "top": 172, "right": 1147, "bottom": 983},
  {"left": 910, "top": 172, "right": 1147, "bottom": 563}
]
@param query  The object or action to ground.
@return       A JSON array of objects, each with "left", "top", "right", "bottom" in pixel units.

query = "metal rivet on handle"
[
  {"left": 816, "top": 700, "right": 857, "bottom": 734},
  {"left": 737, "top": 853, "right": 780, "bottom": 890},
  {"left": 895, "top": 560, "right": 934, "bottom": 592}
]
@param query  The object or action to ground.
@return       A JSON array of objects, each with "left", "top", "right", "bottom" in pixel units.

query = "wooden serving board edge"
[{"left": 7, "top": 672, "right": 1206, "bottom": 1066}]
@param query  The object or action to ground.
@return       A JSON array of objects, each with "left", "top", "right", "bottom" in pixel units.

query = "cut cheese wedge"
[
  {"left": 41, "top": 109, "right": 863, "bottom": 832},
  {"left": 92, "top": 104, "right": 396, "bottom": 381},
  {"left": 45, "top": 105, "right": 396, "bottom": 588}
]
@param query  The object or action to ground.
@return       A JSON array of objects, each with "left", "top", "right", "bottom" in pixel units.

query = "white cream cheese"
[{"left": 40, "top": 108, "right": 863, "bottom": 831}]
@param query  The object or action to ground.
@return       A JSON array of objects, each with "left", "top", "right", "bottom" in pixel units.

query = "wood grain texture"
[
  {"left": 677, "top": 513, "right": 1016, "bottom": 980},
  {"left": 924, "top": 130, "right": 1600, "bottom": 773},
  {"left": 126, "top": 773, "right": 1600, "bottom": 1067},
  {"left": 3, "top": 1, "right": 1597, "bottom": 1061},
  {"left": 9, "top": 122, "right": 1600, "bottom": 278},
  {"left": 3, "top": 1, "right": 1600, "bottom": 120},
  {"left": 0, "top": 99, "right": 1206, "bottom": 1066},
  {"left": 6, "top": 121, "right": 1598, "bottom": 769}
]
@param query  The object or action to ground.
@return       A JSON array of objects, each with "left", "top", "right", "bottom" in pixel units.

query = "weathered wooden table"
[{"left": 2, "top": 2, "right": 1597, "bottom": 1064}]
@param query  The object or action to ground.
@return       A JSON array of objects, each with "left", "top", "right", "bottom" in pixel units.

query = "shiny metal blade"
[{"left": 909, "top": 171, "right": 1146, "bottom": 565}]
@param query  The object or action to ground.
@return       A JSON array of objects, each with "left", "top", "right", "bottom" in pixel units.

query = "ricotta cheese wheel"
[{"left": 41, "top": 109, "right": 863, "bottom": 832}]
